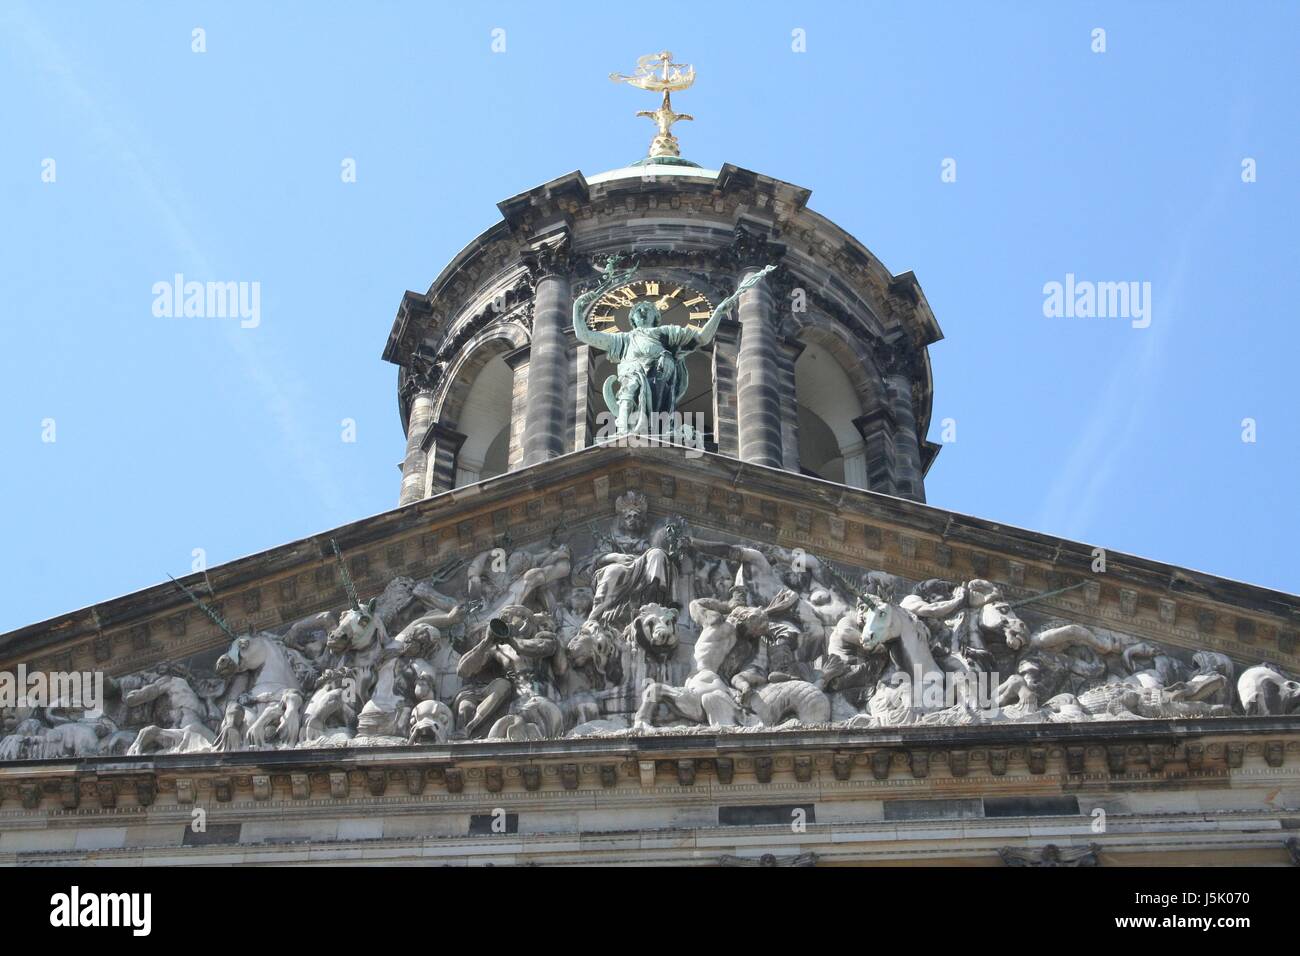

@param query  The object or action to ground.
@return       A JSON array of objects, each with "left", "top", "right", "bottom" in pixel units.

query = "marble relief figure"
[{"left": 1, "top": 499, "right": 1295, "bottom": 760}]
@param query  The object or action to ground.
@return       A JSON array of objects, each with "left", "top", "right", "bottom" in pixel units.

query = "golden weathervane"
[{"left": 610, "top": 51, "right": 696, "bottom": 159}]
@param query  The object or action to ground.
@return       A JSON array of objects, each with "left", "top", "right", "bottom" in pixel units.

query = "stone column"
[
  {"left": 853, "top": 409, "right": 897, "bottom": 495},
  {"left": 398, "top": 387, "right": 436, "bottom": 506},
  {"left": 426, "top": 422, "right": 467, "bottom": 495},
  {"left": 734, "top": 266, "right": 784, "bottom": 468},
  {"left": 888, "top": 374, "right": 925, "bottom": 501},
  {"left": 569, "top": 331, "right": 593, "bottom": 451},
  {"left": 879, "top": 343, "right": 925, "bottom": 501},
  {"left": 521, "top": 243, "right": 572, "bottom": 466},
  {"left": 776, "top": 339, "right": 805, "bottom": 471},
  {"left": 711, "top": 325, "right": 739, "bottom": 457},
  {"left": 504, "top": 345, "right": 531, "bottom": 471}
]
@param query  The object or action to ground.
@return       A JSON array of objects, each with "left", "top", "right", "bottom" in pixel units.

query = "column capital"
[
  {"left": 521, "top": 226, "right": 574, "bottom": 281},
  {"left": 731, "top": 219, "right": 787, "bottom": 269},
  {"left": 874, "top": 337, "right": 924, "bottom": 379}
]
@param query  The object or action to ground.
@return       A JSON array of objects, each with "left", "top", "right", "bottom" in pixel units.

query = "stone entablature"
[{"left": 1, "top": 719, "right": 1296, "bottom": 865}]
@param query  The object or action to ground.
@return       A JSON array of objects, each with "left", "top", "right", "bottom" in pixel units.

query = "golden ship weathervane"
[{"left": 610, "top": 51, "right": 696, "bottom": 159}]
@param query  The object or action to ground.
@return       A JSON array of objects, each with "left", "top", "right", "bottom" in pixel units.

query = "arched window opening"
[
  {"left": 794, "top": 340, "right": 867, "bottom": 489},
  {"left": 454, "top": 353, "right": 513, "bottom": 487},
  {"left": 797, "top": 405, "right": 844, "bottom": 482}
]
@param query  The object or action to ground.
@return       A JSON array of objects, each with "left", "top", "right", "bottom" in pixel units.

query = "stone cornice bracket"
[
  {"left": 888, "top": 272, "right": 943, "bottom": 348},
  {"left": 998, "top": 843, "right": 1102, "bottom": 867},
  {"left": 497, "top": 171, "right": 589, "bottom": 239},
  {"left": 714, "top": 163, "right": 812, "bottom": 230},
  {"left": 383, "top": 290, "right": 436, "bottom": 366}
]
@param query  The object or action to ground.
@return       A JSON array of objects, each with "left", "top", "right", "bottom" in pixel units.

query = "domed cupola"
[{"left": 384, "top": 51, "right": 942, "bottom": 505}]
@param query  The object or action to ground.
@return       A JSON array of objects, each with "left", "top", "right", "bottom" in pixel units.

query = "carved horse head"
[
  {"left": 326, "top": 597, "right": 383, "bottom": 654},
  {"left": 979, "top": 599, "right": 1029, "bottom": 650}
]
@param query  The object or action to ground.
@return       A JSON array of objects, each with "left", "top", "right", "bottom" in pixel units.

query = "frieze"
[{"left": 3, "top": 451, "right": 1297, "bottom": 769}]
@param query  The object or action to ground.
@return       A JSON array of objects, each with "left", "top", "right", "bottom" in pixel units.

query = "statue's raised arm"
[
  {"left": 693, "top": 264, "right": 777, "bottom": 346},
  {"left": 573, "top": 255, "right": 640, "bottom": 352}
]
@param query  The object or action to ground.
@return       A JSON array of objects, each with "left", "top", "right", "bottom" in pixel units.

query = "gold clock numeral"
[{"left": 592, "top": 281, "right": 713, "bottom": 329}]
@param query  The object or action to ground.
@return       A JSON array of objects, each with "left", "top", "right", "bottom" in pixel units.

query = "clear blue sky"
[{"left": 2, "top": 1, "right": 1297, "bottom": 633}]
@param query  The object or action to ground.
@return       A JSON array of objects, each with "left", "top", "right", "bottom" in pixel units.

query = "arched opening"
[
  {"left": 453, "top": 353, "right": 513, "bottom": 487},
  {"left": 795, "top": 340, "right": 867, "bottom": 488},
  {"left": 797, "top": 405, "right": 845, "bottom": 483}
]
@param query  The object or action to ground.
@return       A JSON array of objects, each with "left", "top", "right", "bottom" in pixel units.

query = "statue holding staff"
[{"left": 573, "top": 255, "right": 776, "bottom": 439}]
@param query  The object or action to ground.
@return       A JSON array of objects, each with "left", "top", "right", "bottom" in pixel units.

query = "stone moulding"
[{"left": 0, "top": 718, "right": 1295, "bottom": 812}]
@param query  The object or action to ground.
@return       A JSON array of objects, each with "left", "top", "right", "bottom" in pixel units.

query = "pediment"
[{"left": 1, "top": 443, "right": 1297, "bottom": 767}]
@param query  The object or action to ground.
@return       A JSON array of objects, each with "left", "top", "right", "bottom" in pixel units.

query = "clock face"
[{"left": 589, "top": 279, "right": 715, "bottom": 332}]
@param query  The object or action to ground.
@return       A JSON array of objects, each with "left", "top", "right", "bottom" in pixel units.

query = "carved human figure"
[
  {"left": 467, "top": 543, "right": 572, "bottom": 620},
  {"left": 122, "top": 667, "right": 218, "bottom": 756},
  {"left": 356, "top": 623, "right": 442, "bottom": 737},
  {"left": 573, "top": 256, "right": 776, "bottom": 437},
  {"left": 210, "top": 700, "right": 247, "bottom": 752},
  {"left": 298, "top": 668, "right": 357, "bottom": 743},
  {"left": 634, "top": 666, "right": 831, "bottom": 731},
  {"left": 993, "top": 660, "right": 1049, "bottom": 720},
  {"left": 689, "top": 589, "right": 769, "bottom": 692},
  {"left": 822, "top": 600, "right": 890, "bottom": 705},
  {"left": 552, "top": 587, "right": 594, "bottom": 644},
  {"left": 454, "top": 606, "right": 560, "bottom": 738},
  {"left": 634, "top": 669, "right": 741, "bottom": 730},
  {"left": 589, "top": 492, "right": 674, "bottom": 623},
  {"left": 689, "top": 540, "right": 837, "bottom": 660}
]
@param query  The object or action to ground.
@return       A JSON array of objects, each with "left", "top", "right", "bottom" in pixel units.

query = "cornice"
[{"left": 0, "top": 718, "right": 1294, "bottom": 814}]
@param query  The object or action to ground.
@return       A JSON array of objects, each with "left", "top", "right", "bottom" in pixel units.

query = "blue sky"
[{"left": 2, "top": 1, "right": 1296, "bottom": 633}]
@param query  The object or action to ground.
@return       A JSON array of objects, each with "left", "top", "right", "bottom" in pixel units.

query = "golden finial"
[{"left": 610, "top": 51, "right": 696, "bottom": 159}]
